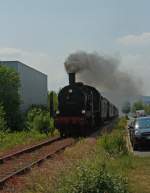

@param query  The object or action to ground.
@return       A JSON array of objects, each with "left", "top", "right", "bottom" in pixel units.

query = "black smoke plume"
[{"left": 64, "top": 51, "right": 141, "bottom": 96}]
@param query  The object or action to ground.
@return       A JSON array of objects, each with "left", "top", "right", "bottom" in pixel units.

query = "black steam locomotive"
[{"left": 54, "top": 73, "right": 118, "bottom": 137}]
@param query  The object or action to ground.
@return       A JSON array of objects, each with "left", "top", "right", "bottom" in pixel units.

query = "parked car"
[{"left": 128, "top": 116, "right": 150, "bottom": 150}]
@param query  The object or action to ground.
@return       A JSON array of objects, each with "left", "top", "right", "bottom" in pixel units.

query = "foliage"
[
  {"left": 132, "top": 100, "right": 144, "bottom": 113},
  {"left": 122, "top": 101, "right": 131, "bottom": 115},
  {"left": 25, "top": 106, "right": 45, "bottom": 130},
  {"left": 0, "top": 105, "right": 59, "bottom": 151},
  {"left": 0, "top": 130, "right": 50, "bottom": 151},
  {"left": 115, "top": 117, "right": 127, "bottom": 130},
  {"left": 25, "top": 91, "right": 58, "bottom": 133},
  {"left": 98, "top": 118, "right": 128, "bottom": 157},
  {"left": 131, "top": 100, "right": 150, "bottom": 115},
  {"left": 25, "top": 106, "right": 54, "bottom": 135},
  {"left": 33, "top": 113, "right": 50, "bottom": 133},
  {"left": 0, "top": 65, "right": 21, "bottom": 130},
  {"left": 56, "top": 158, "right": 128, "bottom": 193},
  {"left": 0, "top": 103, "right": 7, "bottom": 131},
  {"left": 144, "top": 104, "right": 150, "bottom": 115},
  {"left": 99, "top": 130, "right": 128, "bottom": 157}
]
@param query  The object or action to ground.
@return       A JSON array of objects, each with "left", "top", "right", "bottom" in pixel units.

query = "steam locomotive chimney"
[{"left": 69, "top": 73, "right": 75, "bottom": 85}]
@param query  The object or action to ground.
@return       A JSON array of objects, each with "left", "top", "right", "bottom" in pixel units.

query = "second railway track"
[{"left": 0, "top": 137, "right": 74, "bottom": 188}]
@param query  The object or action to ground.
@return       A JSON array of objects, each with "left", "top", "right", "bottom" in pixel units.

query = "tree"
[
  {"left": 144, "top": 104, "right": 150, "bottom": 115},
  {"left": 122, "top": 101, "right": 131, "bottom": 115},
  {"left": 0, "top": 65, "right": 21, "bottom": 130},
  {"left": 132, "top": 100, "right": 144, "bottom": 113}
]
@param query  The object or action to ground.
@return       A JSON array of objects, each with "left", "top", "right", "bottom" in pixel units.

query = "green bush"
[
  {"left": 99, "top": 130, "right": 128, "bottom": 157},
  {"left": 25, "top": 106, "right": 54, "bottom": 135},
  {"left": 32, "top": 113, "right": 50, "bottom": 132},
  {"left": 0, "top": 103, "right": 7, "bottom": 131},
  {"left": 0, "top": 65, "right": 21, "bottom": 130},
  {"left": 115, "top": 117, "right": 127, "bottom": 130},
  {"left": 25, "top": 107, "right": 44, "bottom": 130},
  {"left": 56, "top": 158, "right": 128, "bottom": 193},
  {"left": 98, "top": 118, "right": 128, "bottom": 157},
  {"left": 0, "top": 130, "right": 50, "bottom": 151}
]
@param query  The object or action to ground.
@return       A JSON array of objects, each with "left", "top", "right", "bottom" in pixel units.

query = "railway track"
[
  {"left": 0, "top": 121, "right": 116, "bottom": 190},
  {"left": 0, "top": 136, "right": 74, "bottom": 188}
]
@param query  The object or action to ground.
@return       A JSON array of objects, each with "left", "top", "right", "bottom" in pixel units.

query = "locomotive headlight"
[
  {"left": 81, "top": 110, "right": 86, "bottom": 114},
  {"left": 68, "top": 89, "right": 73, "bottom": 93},
  {"left": 56, "top": 110, "right": 60, "bottom": 115}
]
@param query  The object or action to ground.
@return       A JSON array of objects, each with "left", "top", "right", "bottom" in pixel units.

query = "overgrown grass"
[
  {"left": 54, "top": 118, "right": 129, "bottom": 193},
  {"left": 0, "top": 130, "right": 58, "bottom": 153},
  {"left": 96, "top": 117, "right": 150, "bottom": 193},
  {"left": 98, "top": 129, "right": 128, "bottom": 157},
  {"left": 55, "top": 157, "right": 128, "bottom": 193},
  {"left": 0, "top": 105, "right": 59, "bottom": 153},
  {"left": 96, "top": 117, "right": 127, "bottom": 158},
  {"left": 54, "top": 117, "right": 150, "bottom": 193},
  {"left": 127, "top": 156, "right": 150, "bottom": 193},
  {"left": 104, "top": 154, "right": 150, "bottom": 193}
]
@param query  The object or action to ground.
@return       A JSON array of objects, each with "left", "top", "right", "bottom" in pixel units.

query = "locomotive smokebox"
[{"left": 69, "top": 73, "right": 75, "bottom": 85}]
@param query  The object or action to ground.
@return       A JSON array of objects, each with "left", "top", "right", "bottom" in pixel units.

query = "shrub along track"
[{"left": 0, "top": 136, "right": 74, "bottom": 189}]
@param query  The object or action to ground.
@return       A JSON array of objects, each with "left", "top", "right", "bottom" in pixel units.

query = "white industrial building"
[{"left": 0, "top": 61, "right": 48, "bottom": 112}]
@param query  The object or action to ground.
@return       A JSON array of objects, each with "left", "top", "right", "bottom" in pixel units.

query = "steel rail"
[
  {"left": 0, "top": 141, "right": 72, "bottom": 188},
  {"left": 0, "top": 136, "right": 61, "bottom": 164}
]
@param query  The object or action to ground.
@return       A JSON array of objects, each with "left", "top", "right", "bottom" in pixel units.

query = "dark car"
[{"left": 129, "top": 117, "right": 150, "bottom": 150}]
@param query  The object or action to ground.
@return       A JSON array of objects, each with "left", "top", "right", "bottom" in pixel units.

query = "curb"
[{"left": 125, "top": 124, "right": 133, "bottom": 153}]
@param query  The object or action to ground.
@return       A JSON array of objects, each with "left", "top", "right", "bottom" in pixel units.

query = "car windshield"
[{"left": 136, "top": 118, "right": 150, "bottom": 129}]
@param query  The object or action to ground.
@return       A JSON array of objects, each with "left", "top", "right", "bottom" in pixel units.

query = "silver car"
[{"left": 129, "top": 116, "right": 150, "bottom": 150}]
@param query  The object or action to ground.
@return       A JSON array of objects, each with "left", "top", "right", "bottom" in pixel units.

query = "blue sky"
[{"left": 0, "top": 0, "right": 150, "bottom": 94}]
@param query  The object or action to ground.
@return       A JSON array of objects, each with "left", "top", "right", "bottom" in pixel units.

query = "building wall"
[
  {"left": 0, "top": 61, "right": 48, "bottom": 111},
  {"left": 0, "top": 61, "right": 19, "bottom": 71}
]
